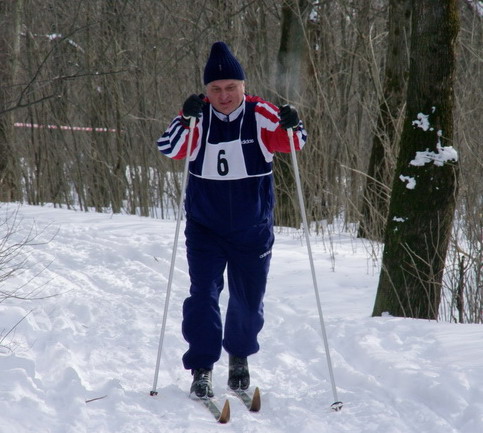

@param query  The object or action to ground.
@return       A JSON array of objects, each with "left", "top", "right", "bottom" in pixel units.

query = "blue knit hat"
[{"left": 203, "top": 42, "right": 245, "bottom": 85}]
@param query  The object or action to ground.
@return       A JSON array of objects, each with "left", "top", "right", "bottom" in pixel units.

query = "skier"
[{"left": 156, "top": 41, "right": 306, "bottom": 399}]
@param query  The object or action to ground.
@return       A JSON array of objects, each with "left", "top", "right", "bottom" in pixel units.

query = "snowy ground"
[{"left": 1, "top": 204, "right": 482, "bottom": 433}]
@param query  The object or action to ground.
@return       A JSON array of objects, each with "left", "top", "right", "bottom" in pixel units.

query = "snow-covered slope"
[{"left": 1, "top": 205, "right": 482, "bottom": 432}]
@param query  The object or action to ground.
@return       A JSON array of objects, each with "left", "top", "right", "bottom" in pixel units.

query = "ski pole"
[
  {"left": 150, "top": 116, "right": 196, "bottom": 396},
  {"left": 287, "top": 127, "right": 343, "bottom": 412}
]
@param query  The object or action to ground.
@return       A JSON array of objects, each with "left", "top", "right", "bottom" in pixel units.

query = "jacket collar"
[{"left": 211, "top": 97, "right": 245, "bottom": 122}]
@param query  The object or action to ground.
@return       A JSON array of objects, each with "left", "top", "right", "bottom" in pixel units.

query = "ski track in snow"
[{"left": 0, "top": 204, "right": 482, "bottom": 433}]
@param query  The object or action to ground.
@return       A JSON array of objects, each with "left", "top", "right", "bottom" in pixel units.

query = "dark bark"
[
  {"left": 0, "top": 0, "right": 23, "bottom": 202},
  {"left": 358, "top": 0, "right": 412, "bottom": 241},
  {"left": 372, "top": 0, "right": 460, "bottom": 319},
  {"left": 273, "top": 0, "right": 310, "bottom": 228}
]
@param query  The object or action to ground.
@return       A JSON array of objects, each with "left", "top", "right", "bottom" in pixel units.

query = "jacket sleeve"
[
  {"left": 156, "top": 114, "right": 200, "bottom": 160},
  {"left": 253, "top": 99, "right": 307, "bottom": 154}
]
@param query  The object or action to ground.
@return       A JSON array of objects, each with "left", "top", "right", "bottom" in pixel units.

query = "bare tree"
[
  {"left": 272, "top": 0, "right": 311, "bottom": 228},
  {"left": 372, "top": 0, "right": 460, "bottom": 319},
  {"left": 299, "top": 1, "right": 388, "bottom": 230},
  {"left": 440, "top": 0, "right": 483, "bottom": 323},
  {"left": 358, "top": 0, "right": 412, "bottom": 241},
  {"left": 0, "top": 0, "right": 23, "bottom": 202},
  {"left": 0, "top": 204, "right": 57, "bottom": 303},
  {"left": 0, "top": 2, "right": 479, "bottom": 313}
]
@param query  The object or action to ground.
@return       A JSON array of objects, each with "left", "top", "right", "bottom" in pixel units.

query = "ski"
[
  {"left": 233, "top": 386, "right": 261, "bottom": 412},
  {"left": 199, "top": 398, "right": 231, "bottom": 423}
]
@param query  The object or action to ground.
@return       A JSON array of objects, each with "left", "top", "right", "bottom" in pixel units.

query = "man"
[{"left": 157, "top": 41, "right": 306, "bottom": 399}]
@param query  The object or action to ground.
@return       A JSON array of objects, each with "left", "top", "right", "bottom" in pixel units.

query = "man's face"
[{"left": 206, "top": 79, "right": 245, "bottom": 115}]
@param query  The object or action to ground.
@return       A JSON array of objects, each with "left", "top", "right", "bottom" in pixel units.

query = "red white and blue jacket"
[{"left": 157, "top": 94, "right": 307, "bottom": 233}]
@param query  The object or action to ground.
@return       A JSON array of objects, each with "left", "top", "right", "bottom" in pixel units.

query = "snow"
[
  {"left": 409, "top": 130, "right": 458, "bottom": 168},
  {"left": 412, "top": 111, "right": 434, "bottom": 132},
  {"left": 46, "top": 33, "right": 84, "bottom": 52},
  {"left": 1, "top": 204, "right": 482, "bottom": 433},
  {"left": 399, "top": 174, "right": 417, "bottom": 189},
  {"left": 410, "top": 111, "right": 459, "bottom": 168}
]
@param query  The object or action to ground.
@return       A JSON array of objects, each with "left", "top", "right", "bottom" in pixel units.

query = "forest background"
[{"left": 0, "top": 0, "right": 481, "bottom": 322}]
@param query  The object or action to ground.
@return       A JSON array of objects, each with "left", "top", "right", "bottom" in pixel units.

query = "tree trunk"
[
  {"left": 358, "top": 0, "right": 412, "bottom": 241},
  {"left": 372, "top": 0, "right": 460, "bottom": 319},
  {"left": 0, "top": 0, "right": 23, "bottom": 202},
  {"left": 273, "top": 0, "right": 310, "bottom": 228}
]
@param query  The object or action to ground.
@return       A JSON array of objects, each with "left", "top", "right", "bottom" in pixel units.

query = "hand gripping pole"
[
  {"left": 287, "top": 127, "right": 343, "bottom": 412},
  {"left": 150, "top": 117, "right": 197, "bottom": 396}
]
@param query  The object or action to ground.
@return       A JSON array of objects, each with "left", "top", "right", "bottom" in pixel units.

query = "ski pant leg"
[
  {"left": 223, "top": 221, "right": 274, "bottom": 358},
  {"left": 182, "top": 219, "right": 227, "bottom": 370}
]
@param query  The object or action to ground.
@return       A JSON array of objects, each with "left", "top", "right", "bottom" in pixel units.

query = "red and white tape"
[{"left": 14, "top": 122, "right": 119, "bottom": 133}]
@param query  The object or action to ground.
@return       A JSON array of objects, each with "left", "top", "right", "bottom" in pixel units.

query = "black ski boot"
[
  {"left": 190, "top": 368, "right": 214, "bottom": 399},
  {"left": 228, "top": 355, "right": 250, "bottom": 390}
]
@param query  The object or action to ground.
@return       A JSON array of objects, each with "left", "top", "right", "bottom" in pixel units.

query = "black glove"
[
  {"left": 182, "top": 94, "right": 206, "bottom": 119},
  {"left": 279, "top": 105, "right": 300, "bottom": 130}
]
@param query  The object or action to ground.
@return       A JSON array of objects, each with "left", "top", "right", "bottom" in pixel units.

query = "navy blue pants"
[{"left": 182, "top": 218, "right": 274, "bottom": 370}]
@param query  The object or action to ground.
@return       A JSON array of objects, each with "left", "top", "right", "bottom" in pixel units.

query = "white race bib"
[{"left": 201, "top": 138, "right": 248, "bottom": 180}]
